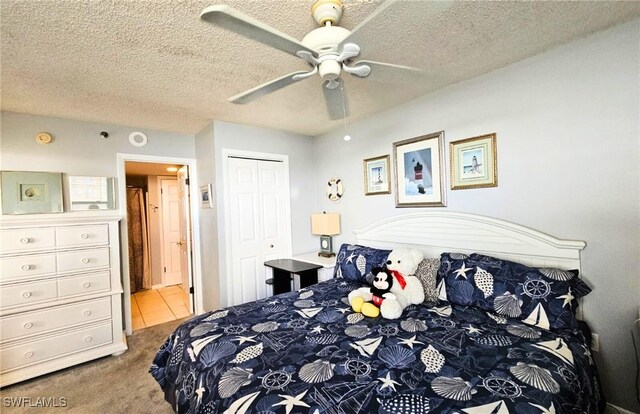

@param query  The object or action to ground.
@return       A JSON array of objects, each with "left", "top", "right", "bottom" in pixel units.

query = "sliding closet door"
[{"left": 228, "top": 157, "right": 288, "bottom": 305}]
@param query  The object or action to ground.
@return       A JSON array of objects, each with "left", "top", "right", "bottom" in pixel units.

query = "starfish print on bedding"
[
  {"left": 556, "top": 288, "right": 575, "bottom": 308},
  {"left": 273, "top": 390, "right": 310, "bottom": 414},
  {"left": 454, "top": 263, "right": 473, "bottom": 279},
  {"left": 377, "top": 372, "right": 400, "bottom": 391},
  {"left": 398, "top": 334, "right": 424, "bottom": 349}
]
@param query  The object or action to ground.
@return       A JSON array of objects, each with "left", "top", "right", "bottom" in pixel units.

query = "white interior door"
[
  {"left": 228, "top": 157, "right": 288, "bottom": 306},
  {"left": 177, "top": 167, "right": 193, "bottom": 311},
  {"left": 161, "top": 179, "right": 182, "bottom": 286}
]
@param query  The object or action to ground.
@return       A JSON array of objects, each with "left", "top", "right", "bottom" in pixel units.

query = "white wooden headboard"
[
  {"left": 354, "top": 212, "right": 585, "bottom": 275},
  {"left": 353, "top": 212, "right": 588, "bottom": 319}
]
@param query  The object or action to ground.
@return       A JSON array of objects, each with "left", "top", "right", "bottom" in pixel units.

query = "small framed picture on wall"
[
  {"left": 450, "top": 133, "right": 497, "bottom": 190},
  {"left": 393, "top": 131, "right": 446, "bottom": 207},
  {"left": 363, "top": 155, "right": 391, "bottom": 195},
  {"left": 200, "top": 183, "right": 213, "bottom": 208}
]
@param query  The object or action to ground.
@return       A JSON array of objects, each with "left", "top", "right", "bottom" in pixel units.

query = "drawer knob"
[
  {"left": 81, "top": 233, "right": 89, "bottom": 239},
  {"left": 81, "top": 257, "right": 90, "bottom": 264},
  {"left": 21, "top": 264, "right": 32, "bottom": 271},
  {"left": 24, "top": 351, "right": 34, "bottom": 358},
  {"left": 82, "top": 282, "right": 91, "bottom": 288},
  {"left": 84, "top": 336, "right": 93, "bottom": 343},
  {"left": 83, "top": 310, "right": 92, "bottom": 317},
  {"left": 20, "top": 238, "right": 31, "bottom": 244},
  {"left": 22, "top": 291, "right": 32, "bottom": 298},
  {"left": 23, "top": 322, "right": 33, "bottom": 329}
]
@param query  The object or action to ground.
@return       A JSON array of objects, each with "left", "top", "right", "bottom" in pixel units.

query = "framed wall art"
[
  {"left": 363, "top": 155, "right": 391, "bottom": 195},
  {"left": 393, "top": 131, "right": 446, "bottom": 207},
  {"left": 450, "top": 133, "right": 497, "bottom": 190},
  {"left": 0, "top": 171, "right": 64, "bottom": 214},
  {"left": 200, "top": 183, "right": 213, "bottom": 209}
]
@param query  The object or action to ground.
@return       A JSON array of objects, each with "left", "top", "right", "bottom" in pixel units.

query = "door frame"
[
  {"left": 117, "top": 153, "right": 204, "bottom": 335},
  {"left": 221, "top": 149, "right": 293, "bottom": 308}
]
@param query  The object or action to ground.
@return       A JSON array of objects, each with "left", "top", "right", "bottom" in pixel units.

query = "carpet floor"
[{"left": 0, "top": 319, "right": 185, "bottom": 413}]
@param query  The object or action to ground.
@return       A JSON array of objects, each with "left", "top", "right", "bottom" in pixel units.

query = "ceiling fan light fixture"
[{"left": 319, "top": 60, "right": 341, "bottom": 81}]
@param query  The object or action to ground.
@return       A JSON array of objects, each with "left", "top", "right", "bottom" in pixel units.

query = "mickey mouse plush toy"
[{"left": 350, "top": 267, "right": 396, "bottom": 318}]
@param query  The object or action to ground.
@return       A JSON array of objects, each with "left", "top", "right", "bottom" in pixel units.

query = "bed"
[{"left": 150, "top": 212, "right": 605, "bottom": 413}]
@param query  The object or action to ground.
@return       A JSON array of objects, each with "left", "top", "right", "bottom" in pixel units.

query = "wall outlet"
[{"left": 590, "top": 333, "right": 600, "bottom": 352}]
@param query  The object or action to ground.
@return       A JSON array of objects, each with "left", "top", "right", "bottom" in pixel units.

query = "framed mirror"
[{"left": 68, "top": 176, "right": 116, "bottom": 211}]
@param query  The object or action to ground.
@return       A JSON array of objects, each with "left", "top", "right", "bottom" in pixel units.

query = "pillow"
[
  {"left": 333, "top": 244, "right": 391, "bottom": 283},
  {"left": 438, "top": 252, "right": 591, "bottom": 331},
  {"left": 414, "top": 258, "right": 440, "bottom": 302}
]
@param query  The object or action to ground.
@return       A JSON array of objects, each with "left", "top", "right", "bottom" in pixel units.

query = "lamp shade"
[{"left": 311, "top": 212, "right": 340, "bottom": 236}]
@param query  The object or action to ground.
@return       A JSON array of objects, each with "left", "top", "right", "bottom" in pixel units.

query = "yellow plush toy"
[{"left": 349, "top": 267, "right": 396, "bottom": 318}]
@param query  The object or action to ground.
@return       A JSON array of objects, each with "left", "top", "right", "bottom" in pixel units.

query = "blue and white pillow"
[
  {"left": 438, "top": 252, "right": 591, "bottom": 331},
  {"left": 333, "top": 244, "right": 391, "bottom": 283}
]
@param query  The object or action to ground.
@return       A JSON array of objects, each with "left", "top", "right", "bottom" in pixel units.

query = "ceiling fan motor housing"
[{"left": 302, "top": 26, "right": 350, "bottom": 54}]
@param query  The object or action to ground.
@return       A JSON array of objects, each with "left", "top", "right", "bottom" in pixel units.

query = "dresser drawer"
[
  {"left": 0, "top": 297, "right": 111, "bottom": 342},
  {"left": 0, "top": 253, "right": 56, "bottom": 282},
  {"left": 0, "top": 280, "right": 57, "bottom": 309},
  {"left": 58, "top": 272, "right": 111, "bottom": 298},
  {"left": 1, "top": 321, "right": 113, "bottom": 372},
  {"left": 57, "top": 248, "right": 110, "bottom": 273},
  {"left": 56, "top": 225, "right": 109, "bottom": 248},
  {"left": 0, "top": 228, "right": 56, "bottom": 254}
]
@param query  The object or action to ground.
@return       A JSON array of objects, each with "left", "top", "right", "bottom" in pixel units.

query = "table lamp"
[{"left": 311, "top": 212, "right": 340, "bottom": 257}]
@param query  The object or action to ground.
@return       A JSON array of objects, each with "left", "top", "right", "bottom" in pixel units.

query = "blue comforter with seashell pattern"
[{"left": 150, "top": 278, "right": 605, "bottom": 414}]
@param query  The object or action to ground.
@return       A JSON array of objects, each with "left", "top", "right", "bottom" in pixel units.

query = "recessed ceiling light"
[{"left": 166, "top": 167, "right": 178, "bottom": 172}]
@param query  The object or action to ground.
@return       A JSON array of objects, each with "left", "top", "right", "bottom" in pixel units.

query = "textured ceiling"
[{"left": 1, "top": 1, "right": 638, "bottom": 136}]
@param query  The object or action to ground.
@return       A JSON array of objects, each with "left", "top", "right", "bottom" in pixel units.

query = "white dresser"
[{"left": 0, "top": 214, "right": 127, "bottom": 387}]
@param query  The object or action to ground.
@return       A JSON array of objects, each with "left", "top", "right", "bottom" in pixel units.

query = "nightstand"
[
  {"left": 292, "top": 252, "right": 337, "bottom": 283},
  {"left": 264, "top": 259, "right": 322, "bottom": 295}
]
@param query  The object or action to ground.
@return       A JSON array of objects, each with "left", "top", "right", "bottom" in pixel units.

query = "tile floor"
[{"left": 131, "top": 285, "right": 191, "bottom": 331}]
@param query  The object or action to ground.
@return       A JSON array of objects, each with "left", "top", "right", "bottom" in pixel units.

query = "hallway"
[{"left": 131, "top": 285, "right": 190, "bottom": 330}]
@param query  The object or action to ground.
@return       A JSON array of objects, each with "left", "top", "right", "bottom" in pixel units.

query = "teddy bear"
[
  {"left": 348, "top": 248, "right": 425, "bottom": 319},
  {"left": 349, "top": 267, "right": 396, "bottom": 318}
]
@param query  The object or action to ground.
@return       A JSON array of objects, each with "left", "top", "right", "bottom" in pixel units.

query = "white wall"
[
  {"left": 0, "top": 112, "right": 195, "bottom": 178},
  {"left": 315, "top": 20, "right": 639, "bottom": 411},
  {"left": 208, "top": 121, "right": 317, "bottom": 307},
  {"left": 195, "top": 122, "right": 220, "bottom": 311}
]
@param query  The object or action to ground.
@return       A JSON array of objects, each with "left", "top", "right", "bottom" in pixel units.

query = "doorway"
[
  {"left": 117, "top": 154, "right": 202, "bottom": 335},
  {"left": 223, "top": 150, "right": 293, "bottom": 307}
]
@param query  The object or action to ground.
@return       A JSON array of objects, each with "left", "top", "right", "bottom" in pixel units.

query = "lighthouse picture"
[
  {"left": 394, "top": 131, "right": 445, "bottom": 207},
  {"left": 403, "top": 148, "right": 433, "bottom": 196}
]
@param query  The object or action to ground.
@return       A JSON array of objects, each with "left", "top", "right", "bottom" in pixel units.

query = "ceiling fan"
[{"left": 200, "top": 0, "right": 423, "bottom": 120}]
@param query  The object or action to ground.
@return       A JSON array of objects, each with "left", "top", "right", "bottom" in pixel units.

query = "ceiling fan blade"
[
  {"left": 338, "top": 0, "right": 398, "bottom": 49},
  {"left": 201, "top": 5, "right": 318, "bottom": 58},
  {"left": 229, "top": 71, "right": 310, "bottom": 104},
  {"left": 323, "top": 79, "right": 349, "bottom": 120},
  {"left": 350, "top": 60, "right": 424, "bottom": 82}
]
